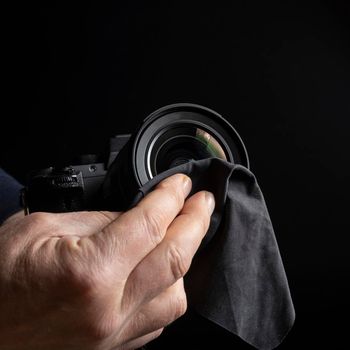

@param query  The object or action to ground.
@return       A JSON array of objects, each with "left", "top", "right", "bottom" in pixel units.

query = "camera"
[{"left": 22, "top": 103, "right": 250, "bottom": 214}]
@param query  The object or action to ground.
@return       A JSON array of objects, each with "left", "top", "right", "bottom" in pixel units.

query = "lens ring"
[{"left": 132, "top": 103, "right": 250, "bottom": 186}]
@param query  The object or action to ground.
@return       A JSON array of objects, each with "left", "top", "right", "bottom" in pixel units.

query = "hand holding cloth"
[{"left": 131, "top": 158, "right": 295, "bottom": 350}]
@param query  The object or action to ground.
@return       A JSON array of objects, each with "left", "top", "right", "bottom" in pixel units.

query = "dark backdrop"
[{"left": 2, "top": 1, "right": 350, "bottom": 348}]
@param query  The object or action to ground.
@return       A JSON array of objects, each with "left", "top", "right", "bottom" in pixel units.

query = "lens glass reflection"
[{"left": 149, "top": 126, "right": 227, "bottom": 176}]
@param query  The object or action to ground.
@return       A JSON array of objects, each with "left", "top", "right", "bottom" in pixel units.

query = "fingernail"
[
  {"left": 205, "top": 191, "right": 215, "bottom": 215},
  {"left": 182, "top": 175, "right": 192, "bottom": 197}
]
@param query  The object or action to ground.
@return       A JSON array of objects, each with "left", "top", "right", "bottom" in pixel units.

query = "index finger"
[
  {"left": 87, "top": 173, "right": 192, "bottom": 277},
  {"left": 121, "top": 190, "right": 215, "bottom": 313}
]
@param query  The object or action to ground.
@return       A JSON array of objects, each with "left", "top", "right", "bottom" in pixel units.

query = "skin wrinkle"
[
  {"left": 166, "top": 243, "right": 189, "bottom": 281},
  {"left": 137, "top": 205, "right": 166, "bottom": 247},
  {"left": 98, "top": 223, "right": 133, "bottom": 277},
  {"left": 97, "top": 211, "right": 121, "bottom": 223}
]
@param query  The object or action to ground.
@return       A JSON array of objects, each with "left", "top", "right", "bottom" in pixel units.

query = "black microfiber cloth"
[{"left": 130, "top": 158, "right": 295, "bottom": 350}]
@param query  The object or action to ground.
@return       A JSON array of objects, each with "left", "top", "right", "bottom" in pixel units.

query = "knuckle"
[
  {"left": 167, "top": 243, "right": 190, "bottom": 280},
  {"left": 139, "top": 207, "right": 164, "bottom": 246}
]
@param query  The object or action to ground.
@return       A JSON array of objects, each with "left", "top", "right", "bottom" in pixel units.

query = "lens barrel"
[{"left": 103, "top": 103, "right": 249, "bottom": 210}]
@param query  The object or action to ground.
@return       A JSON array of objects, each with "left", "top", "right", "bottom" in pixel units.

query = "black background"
[{"left": 2, "top": 0, "right": 350, "bottom": 348}]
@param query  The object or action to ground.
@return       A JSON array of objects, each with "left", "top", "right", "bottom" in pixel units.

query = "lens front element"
[{"left": 150, "top": 126, "right": 227, "bottom": 176}]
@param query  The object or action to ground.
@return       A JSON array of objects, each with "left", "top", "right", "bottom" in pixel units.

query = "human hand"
[{"left": 0, "top": 174, "right": 215, "bottom": 350}]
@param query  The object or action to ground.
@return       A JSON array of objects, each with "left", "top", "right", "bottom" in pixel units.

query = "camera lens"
[
  {"left": 149, "top": 125, "right": 228, "bottom": 176},
  {"left": 133, "top": 103, "right": 249, "bottom": 185},
  {"left": 103, "top": 103, "right": 249, "bottom": 210}
]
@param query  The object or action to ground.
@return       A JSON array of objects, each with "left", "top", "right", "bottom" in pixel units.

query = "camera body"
[
  {"left": 22, "top": 134, "right": 131, "bottom": 214},
  {"left": 22, "top": 103, "right": 250, "bottom": 214}
]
